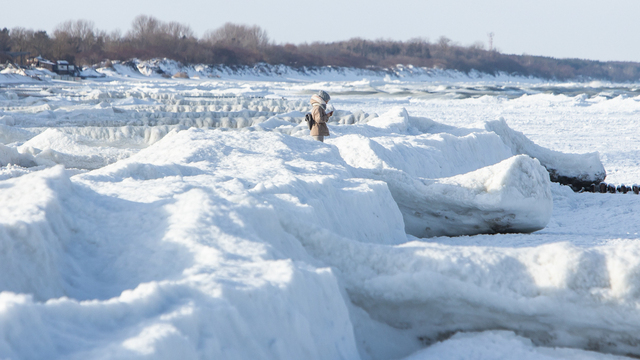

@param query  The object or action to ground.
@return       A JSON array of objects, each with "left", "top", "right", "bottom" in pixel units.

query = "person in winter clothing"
[{"left": 309, "top": 90, "right": 332, "bottom": 142}]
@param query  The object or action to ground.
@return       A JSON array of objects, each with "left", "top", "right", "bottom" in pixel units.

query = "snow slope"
[{"left": 1, "top": 76, "right": 639, "bottom": 360}]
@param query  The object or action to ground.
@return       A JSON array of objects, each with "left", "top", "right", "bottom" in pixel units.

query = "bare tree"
[
  {"left": 203, "top": 23, "right": 269, "bottom": 49},
  {"left": 54, "top": 20, "right": 98, "bottom": 53},
  {"left": 164, "top": 21, "right": 194, "bottom": 40},
  {"left": 0, "top": 28, "right": 11, "bottom": 62},
  {"left": 0, "top": 28, "right": 10, "bottom": 52},
  {"left": 128, "top": 15, "right": 161, "bottom": 43},
  {"left": 9, "top": 27, "right": 32, "bottom": 52},
  {"left": 437, "top": 36, "right": 452, "bottom": 49},
  {"left": 404, "top": 38, "right": 431, "bottom": 58},
  {"left": 123, "top": 15, "right": 198, "bottom": 61},
  {"left": 31, "top": 31, "right": 52, "bottom": 56},
  {"left": 51, "top": 31, "right": 78, "bottom": 61}
]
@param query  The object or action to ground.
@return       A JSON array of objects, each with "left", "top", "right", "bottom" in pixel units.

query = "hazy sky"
[{"left": 2, "top": 0, "right": 639, "bottom": 62}]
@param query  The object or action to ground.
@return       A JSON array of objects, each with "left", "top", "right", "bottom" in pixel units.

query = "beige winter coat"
[{"left": 310, "top": 96, "right": 330, "bottom": 136}]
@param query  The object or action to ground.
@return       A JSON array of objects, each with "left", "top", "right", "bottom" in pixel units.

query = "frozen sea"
[{"left": 1, "top": 66, "right": 640, "bottom": 360}]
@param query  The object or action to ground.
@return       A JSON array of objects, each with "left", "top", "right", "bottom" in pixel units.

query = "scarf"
[{"left": 310, "top": 94, "right": 326, "bottom": 110}]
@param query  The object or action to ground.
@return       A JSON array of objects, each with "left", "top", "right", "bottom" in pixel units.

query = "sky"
[{"left": 2, "top": 0, "right": 640, "bottom": 62}]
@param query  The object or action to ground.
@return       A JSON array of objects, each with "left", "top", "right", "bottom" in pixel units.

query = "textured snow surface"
[
  {"left": 0, "top": 74, "right": 639, "bottom": 360},
  {"left": 404, "top": 331, "right": 631, "bottom": 360}
]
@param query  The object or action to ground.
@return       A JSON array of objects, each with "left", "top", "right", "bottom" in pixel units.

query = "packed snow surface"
[{"left": 1, "top": 68, "right": 640, "bottom": 360}]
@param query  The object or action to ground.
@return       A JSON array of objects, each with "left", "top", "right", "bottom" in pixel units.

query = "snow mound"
[
  {"left": 304, "top": 231, "right": 640, "bottom": 358},
  {"left": 357, "top": 154, "right": 553, "bottom": 238},
  {"left": 0, "top": 73, "right": 40, "bottom": 84},
  {"left": 366, "top": 107, "right": 412, "bottom": 133},
  {"left": 0, "top": 167, "right": 73, "bottom": 300},
  {"left": 404, "top": 331, "right": 630, "bottom": 360},
  {"left": 486, "top": 118, "right": 606, "bottom": 189},
  {"left": 0, "top": 143, "right": 37, "bottom": 167},
  {"left": 399, "top": 155, "right": 552, "bottom": 237},
  {"left": 361, "top": 108, "right": 605, "bottom": 192},
  {"left": 0, "top": 129, "right": 407, "bottom": 359},
  {"left": 78, "top": 67, "right": 106, "bottom": 78},
  {"left": 18, "top": 129, "right": 136, "bottom": 170},
  {"left": 332, "top": 109, "right": 552, "bottom": 237}
]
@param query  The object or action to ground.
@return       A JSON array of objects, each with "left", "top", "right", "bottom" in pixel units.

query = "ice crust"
[{"left": 0, "top": 78, "right": 636, "bottom": 360}]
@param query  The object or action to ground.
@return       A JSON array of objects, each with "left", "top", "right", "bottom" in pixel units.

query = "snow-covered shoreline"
[{"left": 0, "top": 58, "right": 612, "bottom": 84}]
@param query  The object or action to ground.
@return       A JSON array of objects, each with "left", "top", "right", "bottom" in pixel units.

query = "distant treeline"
[{"left": 2, "top": 15, "right": 640, "bottom": 82}]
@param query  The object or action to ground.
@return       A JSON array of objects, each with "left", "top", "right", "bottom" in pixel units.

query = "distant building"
[
  {"left": 30, "top": 56, "right": 55, "bottom": 71},
  {"left": 53, "top": 60, "right": 77, "bottom": 75},
  {"left": 29, "top": 56, "right": 77, "bottom": 75}
]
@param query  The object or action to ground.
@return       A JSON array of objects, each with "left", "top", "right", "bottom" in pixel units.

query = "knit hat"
[{"left": 317, "top": 90, "right": 330, "bottom": 102}]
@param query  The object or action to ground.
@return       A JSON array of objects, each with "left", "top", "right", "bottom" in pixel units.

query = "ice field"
[{"left": 1, "top": 64, "right": 640, "bottom": 360}]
